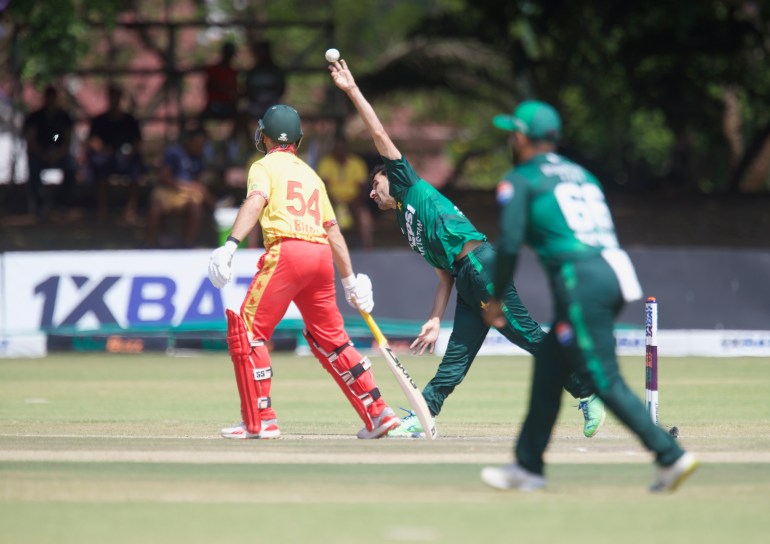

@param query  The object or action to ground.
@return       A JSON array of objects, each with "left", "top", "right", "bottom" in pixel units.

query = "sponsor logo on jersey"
[{"left": 404, "top": 204, "right": 425, "bottom": 255}]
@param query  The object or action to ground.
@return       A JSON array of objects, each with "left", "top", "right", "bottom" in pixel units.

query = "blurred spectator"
[
  {"left": 23, "top": 85, "right": 76, "bottom": 218},
  {"left": 316, "top": 134, "right": 374, "bottom": 249},
  {"left": 86, "top": 84, "right": 144, "bottom": 222},
  {"left": 144, "top": 125, "right": 214, "bottom": 248},
  {"left": 244, "top": 41, "right": 286, "bottom": 120},
  {"left": 202, "top": 41, "right": 239, "bottom": 121}
]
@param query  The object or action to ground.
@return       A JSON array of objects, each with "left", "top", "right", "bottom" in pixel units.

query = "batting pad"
[{"left": 226, "top": 309, "right": 273, "bottom": 434}]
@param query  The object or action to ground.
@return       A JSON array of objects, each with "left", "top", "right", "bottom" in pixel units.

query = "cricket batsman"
[
  {"left": 208, "top": 104, "right": 400, "bottom": 439},
  {"left": 328, "top": 59, "right": 604, "bottom": 438}
]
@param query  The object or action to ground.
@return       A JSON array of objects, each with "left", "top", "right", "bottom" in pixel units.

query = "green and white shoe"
[
  {"left": 387, "top": 409, "right": 434, "bottom": 438},
  {"left": 578, "top": 394, "right": 606, "bottom": 438}
]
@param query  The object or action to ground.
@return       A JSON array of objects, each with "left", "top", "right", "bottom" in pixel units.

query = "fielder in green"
[
  {"left": 328, "top": 59, "right": 604, "bottom": 438},
  {"left": 480, "top": 100, "right": 699, "bottom": 492}
]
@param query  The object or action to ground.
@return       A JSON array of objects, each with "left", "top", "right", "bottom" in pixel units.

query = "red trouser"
[{"left": 236, "top": 238, "right": 387, "bottom": 428}]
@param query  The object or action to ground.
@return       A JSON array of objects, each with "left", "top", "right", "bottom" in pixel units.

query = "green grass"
[{"left": 1, "top": 353, "right": 770, "bottom": 544}]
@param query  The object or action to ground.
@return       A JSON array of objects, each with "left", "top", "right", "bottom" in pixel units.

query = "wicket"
[{"left": 645, "top": 296, "right": 658, "bottom": 425}]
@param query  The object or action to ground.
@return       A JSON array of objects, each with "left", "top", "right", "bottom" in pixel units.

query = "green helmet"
[
  {"left": 493, "top": 100, "right": 561, "bottom": 142},
  {"left": 255, "top": 104, "right": 304, "bottom": 152}
]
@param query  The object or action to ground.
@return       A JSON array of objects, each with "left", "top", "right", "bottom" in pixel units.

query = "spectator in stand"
[
  {"left": 23, "top": 85, "right": 76, "bottom": 218},
  {"left": 244, "top": 41, "right": 286, "bottom": 120},
  {"left": 316, "top": 134, "right": 374, "bottom": 248},
  {"left": 86, "top": 84, "right": 144, "bottom": 222},
  {"left": 144, "top": 125, "right": 214, "bottom": 248},
  {"left": 202, "top": 41, "right": 239, "bottom": 121}
]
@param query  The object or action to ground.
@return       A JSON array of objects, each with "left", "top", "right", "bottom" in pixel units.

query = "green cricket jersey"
[
  {"left": 383, "top": 155, "right": 486, "bottom": 270},
  {"left": 493, "top": 152, "right": 620, "bottom": 296}
]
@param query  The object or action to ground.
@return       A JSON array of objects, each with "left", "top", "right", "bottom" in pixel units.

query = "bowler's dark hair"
[{"left": 368, "top": 164, "right": 387, "bottom": 187}]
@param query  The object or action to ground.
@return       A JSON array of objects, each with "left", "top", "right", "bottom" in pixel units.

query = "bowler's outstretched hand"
[
  {"left": 410, "top": 317, "right": 440, "bottom": 355},
  {"left": 328, "top": 59, "right": 357, "bottom": 93}
]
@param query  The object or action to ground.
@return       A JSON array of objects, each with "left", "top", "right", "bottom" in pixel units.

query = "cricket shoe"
[
  {"left": 650, "top": 452, "right": 699, "bottom": 492},
  {"left": 257, "top": 419, "right": 281, "bottom": 439},
  {"left": 220, "top": 420, "right": 281, "bottom": 439},
  {"left": 387, "top": 408, "right": 434, "bottom": 438},
  {"left": 356, "top": 407, "right": 400, "bottom": 439},
  {"left": 578, "top": 394, "right": 606, "bottom": 438},
  {"left": 480, "top": 463, "right": 546, "bottom": 492}
]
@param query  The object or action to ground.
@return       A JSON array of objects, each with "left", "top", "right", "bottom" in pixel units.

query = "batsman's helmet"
[{"left": 255, "top": 104, "right": 304, "bottom": 152}]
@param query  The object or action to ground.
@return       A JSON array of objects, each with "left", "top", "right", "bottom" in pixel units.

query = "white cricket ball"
[{"left": 325, "top": 48, "right": 340, "bottom": 63}]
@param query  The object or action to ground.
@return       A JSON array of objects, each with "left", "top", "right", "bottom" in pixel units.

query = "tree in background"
[
  {"left": 373, "top": 0, "right": 770, "bottom": 194},
  {"left": 6, "top": 0, "right": 125, "bottom": 83},
  {"left": 5, "top": 0, "right": 770, "bottom": 194}
]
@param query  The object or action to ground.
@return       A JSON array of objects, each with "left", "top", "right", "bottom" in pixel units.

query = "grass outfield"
[{"left": 1, "top": 352, "right": 769, "bottom": 544}]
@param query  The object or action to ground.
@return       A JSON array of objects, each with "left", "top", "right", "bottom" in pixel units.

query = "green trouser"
[
  {"left": 515, "top": 254, "right": 684, "bottom": 474},
  {"left": 422, "top": 242, "right": 591, "bottom": 416}
]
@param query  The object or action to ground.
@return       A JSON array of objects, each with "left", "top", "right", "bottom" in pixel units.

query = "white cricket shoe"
[
  {"left": 650, "top": 452, "right": 699, "bottom": 492},
  {"left": 257, "top": 419, "right": 281, "bottom": 439},
  {"left": 356, "top": 407, "right": 400, "bottom": 439},
  {"left": 220, "top": 420, "right": 281, "bottom": 439},
  {"left": 480, "top": 463, "right": 546, "bottom": 492},
  {"left": 221, "top": 422, "right": 259, "bottom": 439}
]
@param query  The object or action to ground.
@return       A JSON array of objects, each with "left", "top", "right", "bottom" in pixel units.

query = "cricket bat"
[{"left": 359, "top": 310, "right": 438, "bottom": 440}]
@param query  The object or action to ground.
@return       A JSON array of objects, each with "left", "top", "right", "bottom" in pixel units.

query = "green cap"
[
  {"left": 493, "top": 100, "right": 561, "bottom": 142},
  {"left": 259, "top": 104, "right": 303, "bottom": 145}
]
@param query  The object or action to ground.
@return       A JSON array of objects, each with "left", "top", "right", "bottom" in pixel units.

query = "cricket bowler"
[{"left": 328, "top": 59, "right": 604, "bottom": 438}]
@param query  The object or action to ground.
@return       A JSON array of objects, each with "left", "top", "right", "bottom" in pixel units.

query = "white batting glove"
[
  {"left": 342, "top": 273, "right": 374, "bottom": 314},
  {"left": 208, "top": 240, "right": 238, "bottom": 289}
]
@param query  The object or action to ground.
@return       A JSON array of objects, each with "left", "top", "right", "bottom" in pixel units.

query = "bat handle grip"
[{"left": 358, "top": 308, "right": 387, "bottom": 346}]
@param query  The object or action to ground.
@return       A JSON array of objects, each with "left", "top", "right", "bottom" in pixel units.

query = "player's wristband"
[{"left": 224, "top": 237, "right": 239, "bottom": 255}]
